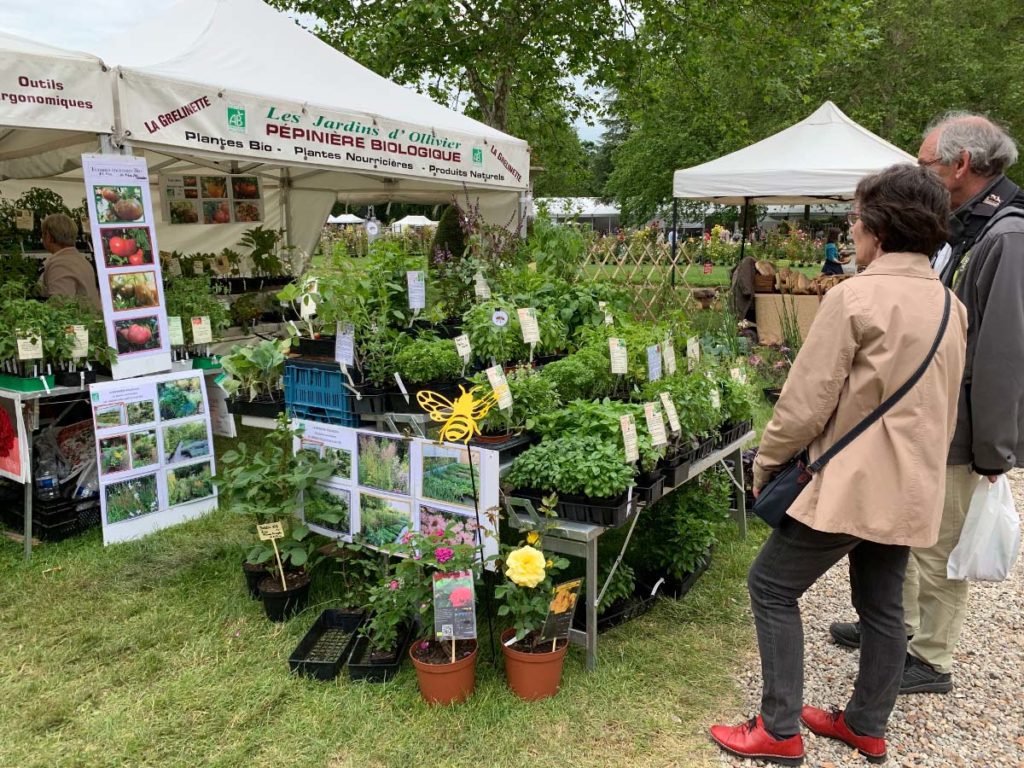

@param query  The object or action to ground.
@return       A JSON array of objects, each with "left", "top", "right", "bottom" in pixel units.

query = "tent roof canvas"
[
  {"left": 327, "top": 213, "right": 365, "bottom": 224},
  {"left": 672, "top": 101, "right": 915, "bottom": 204},
  {"left": 391, "top": 215, "right": 437, "bottom": 228}
]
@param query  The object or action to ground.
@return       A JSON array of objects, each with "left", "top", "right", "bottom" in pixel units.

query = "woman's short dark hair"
[
  {"left": 855, "top": 164, "right": 950, "bottom": 255},
  {"left": 827, "top": 228, "right": 839, "bottom": 243}
]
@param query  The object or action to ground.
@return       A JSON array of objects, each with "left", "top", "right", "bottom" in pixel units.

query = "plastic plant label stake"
[
  {"left": 644, "top": 402, "right": 668, "bottom": 446},
  {"left": 609, "top": 338, "right": 628, "bottom": 375},
  {"left": 394, "top": 372, "right": 410, "bottom": 404},
  {"left": 15, "top": 208, "right": 33, "bottom": 231},
  {"left": 16, "top": 335, "right": 42, "bottom": 361},
  {"left": 687, "top": 336, "right": 700, "bottom": 372},
  {"left": 192, "top": 260, "right": 205, "bottom": 275},
  {"left": 540, "top": 578, "right": 583, "bottom": 645},
  {"left": 69, "top": 326, "right": 89, "bottom": 359},
  {"left": 485, "top": 365, "right": 512, "bottom": 410},
  {"left": 474, "top": 272, "right": 492, "bottom": 300},
  {"left": 659, "top": 392, "right": 681, "bottom": 433},
  {"left": 168, "top": 258, "right": 183, "bottom": 277},
  {"left": 517, "top": 308, "right": 540, "bottom": 344},
  {"left": 729, "top": 367, "right": 746, "bottom": 383},
  {"left": 663, "top": 338, "right": 677, "bottom": 376},
  {"left": 334, "top": 323, "right": 355, "bottom": 367},
  {"left": 454, "top": 334, "right": 472, "bottom": 361},
  {"left": 168, "top": 317, "right": 185, "bottom": 346},
  {"left": 598, "top": 301, "right": 613, "bottom": 325},
  {"left": 407, "top": 270, "right": 426, "bottom": 310},
  {"left": 256, "top": 522, "right": 287, "bottom": 591},
  {"left": 646, "top": 344, "right": 662, "bottom": 382},
  {"left": 620, "top": 414, "right": 640, "bottom": 463},
  {"left": 191, "top": 316, "right": 213, "bottom": 345},
  {"left": 710, "top": 388, "right": 721, "bottom": 411}
]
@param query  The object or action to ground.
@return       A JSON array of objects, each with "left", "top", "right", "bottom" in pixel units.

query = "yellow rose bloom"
[
  {"left": 505, "top": 545, "right": 546, "bottom": 588},
  {"left": 526, "top": 531, "right": 539, "bottom": 545}
]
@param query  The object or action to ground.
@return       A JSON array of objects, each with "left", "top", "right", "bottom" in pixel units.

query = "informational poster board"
[
  {"left": 162, "top": 174, "right": 263, "bottom": 225},
  {"left": 90, "top": 370, "right": 217, "bottom": 545},
  {"left": 82, "top": 154, "right": 172, "bottom": 380},
  {"left": 0, "top": 397, "right": 30, "bottom": 483},
  {"left": 292, "top": 420, "right": 500, "bottom": 566}
]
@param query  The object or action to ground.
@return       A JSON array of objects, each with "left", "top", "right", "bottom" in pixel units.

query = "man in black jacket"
[{"left": 829, "top": 113, "right": 1023, "bottom": 694}]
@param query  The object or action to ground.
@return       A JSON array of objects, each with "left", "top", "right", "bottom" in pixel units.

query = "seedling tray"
[
  {"left": 347, "top": 623, "right": 414, "bottom": 683},
  {"left": 227, "top": 394, "right": 286, "bottom": 418},
  {"left": 0, "top": 374, "right": 55, "bottom": 393},
  {"left": 634, "top": 471, "right": 665, "bottom": 504},
  {"left": 288, "top": 609, "right": 365, "bottom": 681},
  {"left": 573, "top": 580, "right": 660, "bottom": 634}
]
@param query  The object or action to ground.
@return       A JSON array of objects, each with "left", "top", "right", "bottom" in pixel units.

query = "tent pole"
[
  {"left": 739, "top": 197, "right": 749, "bottom": 262},
  {"left": 671, "top": 198, "right": 678, "bottom": 288},
  {"left": 282, "top": 168, "right": 293, "bottom": 250}
]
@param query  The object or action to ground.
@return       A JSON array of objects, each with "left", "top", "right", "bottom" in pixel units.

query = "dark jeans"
[
  {"left": 821, "top": 260, "right": 845, "bottom": 275},
  {"left": 748, "top": 517, "right": 909, "bottom": 739}
]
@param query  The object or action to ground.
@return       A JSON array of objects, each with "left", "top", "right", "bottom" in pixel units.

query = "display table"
[
  {"left": 0, "top": 381, "right": 103, "bottom": 561},
  {"left": 505, "top": 430, "right": 755, "bottom": 670},
  {"left": 754, "top": 293, "right": 820, "bottom": 345}
]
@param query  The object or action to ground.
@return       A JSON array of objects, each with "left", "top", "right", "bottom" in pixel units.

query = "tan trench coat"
[{"left": 754, "top": 253, "right": 967, "bottom": 547}]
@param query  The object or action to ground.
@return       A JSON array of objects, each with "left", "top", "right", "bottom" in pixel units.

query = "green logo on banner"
[
  {"left": 227, "top": 107, "right": 246, "bottom": 133},
  {"left": 472, "top": 147, "right": 483, "bottom": 165}
]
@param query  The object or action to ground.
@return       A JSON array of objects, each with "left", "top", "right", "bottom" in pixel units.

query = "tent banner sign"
[
  {"left": 82, "top": 154, "right": 172, "bottom": 380},
  {"left": 118, "top": 74, "right": 529, "bottom": 190},
  {"left": 0, "top": 50, "right": 113, "bottom": 133}
]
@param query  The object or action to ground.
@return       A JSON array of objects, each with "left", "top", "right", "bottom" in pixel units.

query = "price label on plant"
[
  {"left": 687, "top": 336, "right": 700, "bottom": 372},
  {"left": 540, "top": 578, "right": 583, "bottom": 643},
  {"left": 335, "top": 322, "right": 355, "bottom": 366},
  {"left": 192, "top": 260, "right": 205, "bottom": 276},
  {"left": 407, "top": 270, "right": 426, "bottom": 310},
  {"left": 609, "top": 338, "right": 628, "bottom": 375},
  {"left": 257, "top": 521, "right": 285, "bottom": 540},
  {"left": 168, "top": 316, "right": 185, "bottom": 346},
  {"left": 491, "top": 309, "right": 509, "bottom": 327},
  {"left": 710, "top": 388, "right": 721, "bottom": 410},
  {"left": 191, "top": 316, "right": 213, "bottom": 345},
  {"left": 485, "top": 365, "right": 513, "bottom": 410},
  {"left": 518, "top": 307, "right": 540, "bottom": 344},
  {"left": 68, "top": 325, "right": 89, "bottom": 359},
  {"left": 474, "top": 271, "right": 491, "bottom": 300},
  {"left": 644, "top": 402, "right": 668, "bottom": 446},
  {"left": 15, "top": 209, "right": 33, "bottom": 231},
  {"left": 730, "top": 367, "right": 747, "bottom": 384},
  {"left": 620, "top": 414, "right": 639, "bottom": 463},
  {"left": 646, "top": 344, "right": 662, "bottom": 382},
  {"left": 659, "top": 392, "right": 681, "bottom": 433},
  {"left": 16, "top": 334, "right": 42, "bottom": 361},
  {"left": 454, "top": 334, "right": 472, "bottom": 361},
  {"left": 433, "top": 571, "right": 477, "bottom": 641},
  {"left": 599, "top": 301, "right": 613, "bottom": 325},
  {"left": 663, "top": 338, "right": 677, "bottom": 375},
  {"left": 168, "top": 258, "right": 183, "bottom": 277}
]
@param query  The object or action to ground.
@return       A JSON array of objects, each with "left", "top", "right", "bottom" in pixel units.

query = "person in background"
[
  {"left": 829, "top": 112, "right": 1024, "bottom": 695},
  {"left": 40, "top": 213, "right": 101, "bottom": 312},
  {"left": 821, "top": 228, "right": 846, "bottom": 275},
  {"left": 710, "top": 164, "right": 966, "bottom": 766}
]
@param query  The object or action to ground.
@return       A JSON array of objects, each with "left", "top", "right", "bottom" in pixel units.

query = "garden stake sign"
[
  {"left": 541, "top": 578, "right": 583, "bottom": 651},
  {"left": 433, "top": 570, "right": 477, "bottom": 663},
  {"left": 257, "top": 521, "right": 288, "bottom": 591}
]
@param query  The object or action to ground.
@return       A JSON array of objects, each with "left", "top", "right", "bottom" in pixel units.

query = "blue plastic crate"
[
  {"left": 285, "top": 358, "right": 355, "bottom": 413},
  {"left": 288, "top": 403, "right": 361, "bottom": 427}
]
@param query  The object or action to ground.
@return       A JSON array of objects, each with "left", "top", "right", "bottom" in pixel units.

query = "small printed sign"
[
  {"left": 659, "top": 392, "right": 681, "bottom": 433},
  {"left": 168, "top": 316, "right": 185, "bottom": 346},
  {"left": 491, "top": 309, "right": 509, "bottom": 327},
  {"left": 474, "top": 272, "right": 492, "bottom": 300},
  {"left": 257, "top": 521, "right": 285, "bottom": 540},
  {"left": 168, "top": 258, "right": 183, "bottom": 277},
  {"left": 335, "top": 322, "right": 355, "bottom": 367},
  {"left": 663, "top": 338, "right": 677, "bottom": 376},
  {"left": 192, "top": 260, "right": 205, "bottom": 276},
  {"left": 609, "top": 338, "right": 628, "bottom": 375},
  {"left": 16, "top": 334, "right": 42, "bottom": 361},
  {"left": 599, "top": 301, "right": 613, "bottom": 325},
  {"left": 620, "top": 414, "right": 639, "bottom": 463},
  {"left": 486, "top": 365, "right": 513, "bottom": 410},
  {"left": 646, "top": 344, "right": 662, "bottom": 382},
  {"left": 710, "top": 388, "right": 721, "bottom": 411},
  {"left": 454, "top": 334, "right": 472, "bottom": 360},
  {"left": 644, "top": 402, "right": 668, "bottom": 446},
  {"left": 730, "top": 367, "right": 747, "bottom": 384},
  {"left": 407, "top": 270, "right": 426, "bottom": 310},
  {"left": 15, "top": 209, "right": 33, "bottom": 231},
  {"left": 69, "top": 325, "right": 89, "bottom": 359},
  {"left": 540, "top": 578, "right": 583, "bottom": 643},
  {"left": 433, "top": 571, "right": 477, "bottom": 641},
  {"left": 518, "top": 308, "right": 540, "bottom": 344},
  {"left": 191, "top": 316, "right": 213, "bottom": 344},
  {"left": 687, "top": 336, "right": 700, "bottom": 372}
]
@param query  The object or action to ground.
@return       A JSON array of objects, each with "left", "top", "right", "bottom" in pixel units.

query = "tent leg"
[
  {"left": 282, "top": 168, "right": 293, "bottom": 249},
  {"left": 671, "top": 198, "right": 678, "bottom": 288},
  {"left": 739, "top": 198, "right": 749, "bottom": 261}
]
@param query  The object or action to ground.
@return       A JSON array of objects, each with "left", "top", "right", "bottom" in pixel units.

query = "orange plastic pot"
[
  {"left": 500, "top": 628, "right": 568, "bottom": 701},
  {"left": 408, "top": 639, "right": 477, "bottom": 705}
]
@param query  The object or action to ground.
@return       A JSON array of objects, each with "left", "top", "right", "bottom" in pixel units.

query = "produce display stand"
[
  {"left": 0, "top": 381, "right": 105, "bottom": 561},
  {"left": 505, "top": 430, "right": 754, "bottom": 671}
]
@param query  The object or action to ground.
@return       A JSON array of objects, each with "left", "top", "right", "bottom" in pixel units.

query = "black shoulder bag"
[{"left": 752, "top": 288, "right": 952, "bottom": 528}]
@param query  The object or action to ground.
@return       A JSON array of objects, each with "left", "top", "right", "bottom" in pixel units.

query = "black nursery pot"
[
  {"left": 258, "top": 573, "right": 312, "bottom": 621},
  {"left": 54, "top": 369, "right": 97, "bottom": 388},
  {"left": 243, "top": 561, "right": 269, "bottom": 599}
]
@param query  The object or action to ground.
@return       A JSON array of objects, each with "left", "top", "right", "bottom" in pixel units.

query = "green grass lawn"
[{"left": 0, "top": 429, "right": 769, "bottom": 768}]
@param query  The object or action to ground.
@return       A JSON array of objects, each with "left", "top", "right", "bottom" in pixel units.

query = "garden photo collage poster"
[
  {"left": 90, "top": 370, "right": 217, "bottom": 545},
  {"left": 292, "top": 420, "right": 500, "bottom": 567},
  {"left": 82, "top": 154, "right": 172, "bottom": 380}
]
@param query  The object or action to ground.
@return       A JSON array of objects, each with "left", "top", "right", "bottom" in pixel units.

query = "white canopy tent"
[
  {"left": 672, "top": 102, "right": 915, "bottom": 204},
  {"left": 0, "top": 0, "right": 530, "bottom": 257},
  {"left": 326, "top": 213, "right": 365, "bottom": 225},
  {"left": 390, "top": 215, "right": 437, "bottom": 233}
]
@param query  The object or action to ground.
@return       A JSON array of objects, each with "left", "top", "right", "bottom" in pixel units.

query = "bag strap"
[{"left": 807, "top": 288, "right": 952, "bottom": 473}]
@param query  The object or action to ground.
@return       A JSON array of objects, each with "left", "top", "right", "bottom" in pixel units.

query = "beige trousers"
[{"left": 902, "top": 464, "right": 979, "bottom": 673}]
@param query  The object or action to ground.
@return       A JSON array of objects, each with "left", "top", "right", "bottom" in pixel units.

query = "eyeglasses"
[
  {"left": 846, "top": 211, "right": 862, "bottom": 225},
  {"left": 918, "top": 156, "right": 943, "bottom": 168}
]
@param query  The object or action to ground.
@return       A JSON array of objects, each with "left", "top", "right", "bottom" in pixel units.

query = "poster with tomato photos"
[
  {"left": 162, "top": 174, "right": 262, "bottom": 225},
  {"left": 90, "top": 370, "right": 217, "bottom": 545},
  {"left": 83, "top": 154, "right": 172, "bottom": 380}
]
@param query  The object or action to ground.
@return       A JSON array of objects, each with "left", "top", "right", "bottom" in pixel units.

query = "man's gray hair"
[
  {"left": 926, "top": 111, "right": 1018, "bottom": 176},
  {"left": 40, "top": 213, "right": 78, "bottom": 247}
]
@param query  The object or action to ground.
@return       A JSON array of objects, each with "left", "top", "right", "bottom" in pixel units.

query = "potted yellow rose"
[{"left": 495, "top": 529, "right": 571, "bottom": 701}]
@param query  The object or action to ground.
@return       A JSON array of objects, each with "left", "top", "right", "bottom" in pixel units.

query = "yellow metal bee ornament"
[{"left": 417, "top": 385, "right": 498, "bottom": 444}]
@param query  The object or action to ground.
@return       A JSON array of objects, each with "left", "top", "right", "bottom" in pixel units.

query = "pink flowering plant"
[{"left": 748, "top": 345, "right": 794, "bottom": 390}]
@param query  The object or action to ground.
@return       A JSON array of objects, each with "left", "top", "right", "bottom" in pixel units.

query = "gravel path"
[{"left": 717, "top": 469, "right": 1024, "bottom": 768}]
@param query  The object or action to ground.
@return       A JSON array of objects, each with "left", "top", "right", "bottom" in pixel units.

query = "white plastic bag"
[{"left": 947, "top": 476, "right": 1021, "bottom": 582}]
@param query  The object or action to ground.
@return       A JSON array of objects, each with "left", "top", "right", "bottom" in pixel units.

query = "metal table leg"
[
  {"left": 732, "top": 446, "right": 747, "bottom": 539},
  {"left": 23, "top": 426, "right": 32, "bottom": 561},
  {"left": 585, "top": 535, "right": 598, "bottom": 671}
]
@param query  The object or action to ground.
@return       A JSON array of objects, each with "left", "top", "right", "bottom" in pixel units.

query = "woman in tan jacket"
[{"left": 711, "top": 165, "right": 967, "bottom": 766}]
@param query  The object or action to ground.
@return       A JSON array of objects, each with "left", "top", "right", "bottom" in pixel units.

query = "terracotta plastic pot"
[
  {"left": 500, "top": 628, "right": 568, "bottom": 701},
  {"left": 408, "top": 639, "right": 477, "bottom": 705}
]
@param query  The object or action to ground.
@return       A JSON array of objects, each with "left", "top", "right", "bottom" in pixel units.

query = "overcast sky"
[{"left": 0, "top": 0, "right": 603, "bottom": 141}]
